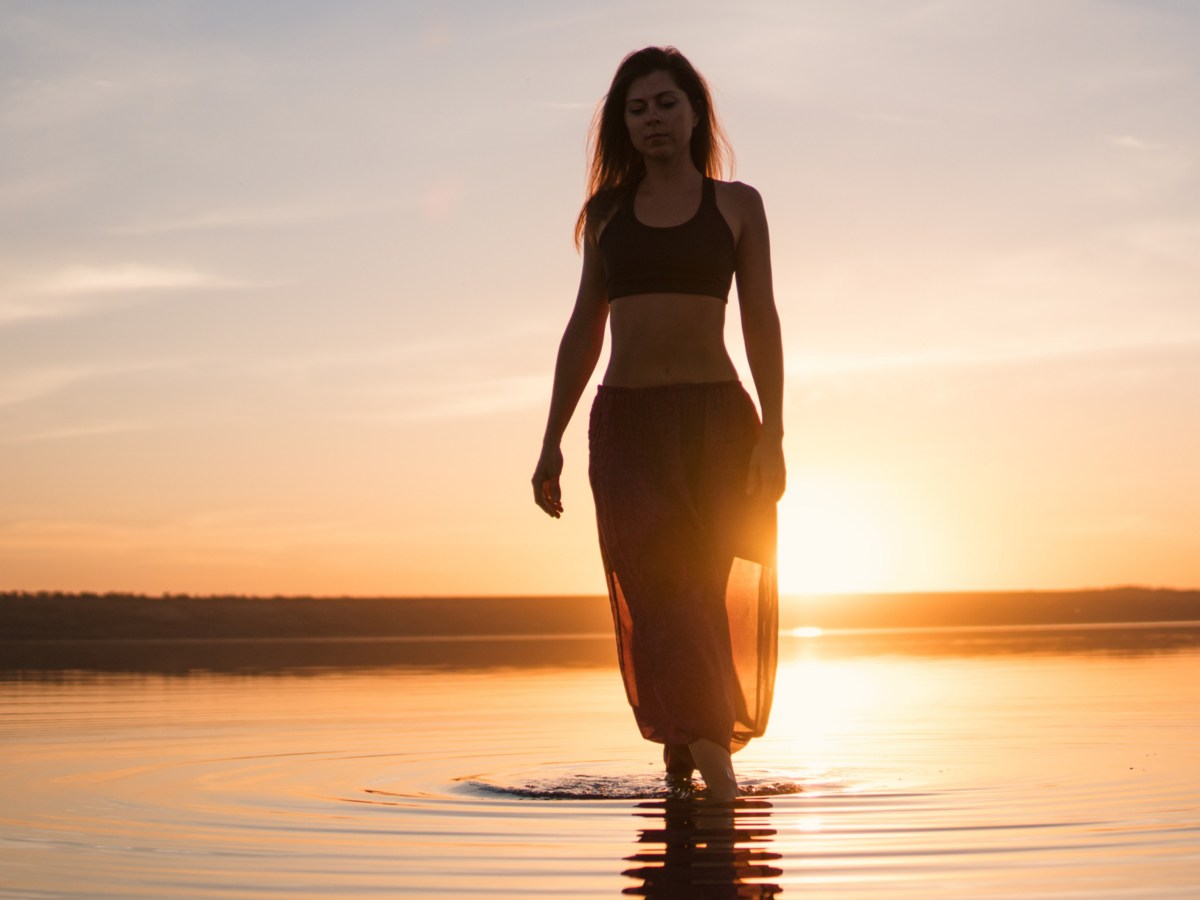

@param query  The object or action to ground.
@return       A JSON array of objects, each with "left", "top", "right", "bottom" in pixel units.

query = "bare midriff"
[{"left": 603, "top": 293, "right": 738, "bottom": 388}]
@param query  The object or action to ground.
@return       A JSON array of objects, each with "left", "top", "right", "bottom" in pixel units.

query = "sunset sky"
[{"left": 2, "top": 0, "right": 1197, "bottom": 597}]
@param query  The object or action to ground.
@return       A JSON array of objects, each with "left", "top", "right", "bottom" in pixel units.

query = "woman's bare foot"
[
  {"left": 663, "top": 743, "right": 696, "bottom": 800},
  {"left": 687, "top": 738, "right": 739, "bottom": 802}
]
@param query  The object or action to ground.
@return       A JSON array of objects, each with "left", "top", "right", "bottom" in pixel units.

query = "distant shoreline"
[
  {"left": 2, "top": 587, "right": 1198, "bottom": 642},
  {"left": 4, "top": 588, "right": 1199, "bottom": 672}
]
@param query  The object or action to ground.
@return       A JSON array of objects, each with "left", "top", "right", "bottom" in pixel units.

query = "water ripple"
[{"left": 3, "top": 647, "right": 1199, "bottom": 898}]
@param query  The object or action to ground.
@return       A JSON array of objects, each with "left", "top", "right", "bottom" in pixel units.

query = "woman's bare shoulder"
[
  {"left": 590, "top": 208, "right": 616, "bottom": 244},
  {"left": 714, "top": 179, "right": 765, "bottom": 213},
  {"left": 713, "top": 180, "right": 767, "bottom": 243}
]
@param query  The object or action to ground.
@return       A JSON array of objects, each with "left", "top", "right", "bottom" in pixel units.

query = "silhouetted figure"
[{"left": 533, "top": 47, "right": 785, "bottom": 801}]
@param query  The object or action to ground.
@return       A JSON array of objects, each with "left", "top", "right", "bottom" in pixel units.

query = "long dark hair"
[{"left": 575, "top": 46, "right": 733, "bottom": 247}]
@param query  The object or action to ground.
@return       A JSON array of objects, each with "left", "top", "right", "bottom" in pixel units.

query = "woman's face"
[{"left": 623, "top": 69, "right": 698, "bottom": 162}]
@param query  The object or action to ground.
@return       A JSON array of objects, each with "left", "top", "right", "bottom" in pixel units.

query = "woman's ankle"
[{"left": 687, "top": 737, "right": 739, "bottom": 800}]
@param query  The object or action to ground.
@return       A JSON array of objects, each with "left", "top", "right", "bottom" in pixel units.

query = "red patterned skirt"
[{"left": 588, "top": 380, "right": 778, "bottom": 752}]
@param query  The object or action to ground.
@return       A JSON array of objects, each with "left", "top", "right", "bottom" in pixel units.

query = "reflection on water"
[
  {"left": 1, "top": 626, "right": 1199, "bottom": 898},
  {"left": 624, "top": 800, "right": 782, "bottom": 898},
  {"left": 803, "top": 621, "right": 1200, "bottom": 658}
]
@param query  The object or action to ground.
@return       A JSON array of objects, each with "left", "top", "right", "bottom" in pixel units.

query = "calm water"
[{"left": 2, "top": 627, "right": 1199, "bottom": 898}]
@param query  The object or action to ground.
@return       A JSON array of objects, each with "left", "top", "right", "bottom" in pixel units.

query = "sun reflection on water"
[
  {"left": 789, "top": 626, "right": 824, "bottom": 638},
  {"left": 767, "top": 652, "right": 892, "bottom": 773}
]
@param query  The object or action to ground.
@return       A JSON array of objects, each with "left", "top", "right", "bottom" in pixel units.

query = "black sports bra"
[{"left": 598, "top": 177, "right": 736, "bottom": 302}]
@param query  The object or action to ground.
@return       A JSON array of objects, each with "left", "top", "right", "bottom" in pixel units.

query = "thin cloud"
[
  {"left": 0, "top": 173, "right": 79, "bottom": 210},
  {"left": 109, "top": 198, "right": 387, "bottom": 235},
  {"left": 0, "top": 366, "right": 95, "bottom": 407},
  {"left": 342, "top": 373, "right": 547, "bottom": 423},
  {"left": 0, "top": 358, "right": 197, "bottom": 407},
  {"left": 0, "top": 421, "right": 155, "bottom": 445},
  {"left": 35, "top": 264, "right": 255, "bottom": 295},
  {"left": 0, "top": 512, "right": 364, "bottom": 554},
  {"left": 254, "top": 321, "right": 554, "bottom": 376},
  {"left": 0, "top": 73, "right": 133, "bottom": 130},
  {"left": 1, "top": 265, "right": 280, "bottom": 326},
  {"left": 1110, "top": 134, "right": 1165, "bottom": 150},
  {"left": 1105, "top": 218, "right": 1200, "bottom": 264},
  {"left": 786, "top": 334, "right": 1200, "bottom": 379},
  {"left": 0, "top": 297, "right": 104, "bottom": 327}
]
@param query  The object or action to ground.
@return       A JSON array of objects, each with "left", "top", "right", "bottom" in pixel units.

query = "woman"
[{"left": 531, "top": 47, "right": 785, "bottom": 802}]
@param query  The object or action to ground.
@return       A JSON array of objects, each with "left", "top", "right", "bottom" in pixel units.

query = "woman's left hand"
[{"left": 746, "top": 435, "right": 786, "bottom": 501}]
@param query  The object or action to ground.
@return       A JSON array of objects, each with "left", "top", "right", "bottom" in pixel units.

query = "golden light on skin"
[{"left": 775, "top": 473, "right": 902, "bottom": 594}]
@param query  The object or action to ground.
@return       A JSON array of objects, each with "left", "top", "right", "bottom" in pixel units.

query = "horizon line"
[{"left": 3, "top": 585, "right": 1198, "bottom": 601}]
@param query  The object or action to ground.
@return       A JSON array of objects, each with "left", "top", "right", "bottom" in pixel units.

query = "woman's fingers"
[
  {"left": 531, "top": 471, "right": 563, "bottom": 517},
  {"left": 531, "top": 446, "right": 565, "bottom": 518},
  {"left": 746, "top": 442, "right": 786, "bottom": 500},
  {"left": 542, "top": 477, "right": 563, "bottom": 517}
]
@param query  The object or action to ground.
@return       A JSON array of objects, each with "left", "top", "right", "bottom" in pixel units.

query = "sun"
[{"left": 774, "top": 473, "right": 899, "bottom": 594}]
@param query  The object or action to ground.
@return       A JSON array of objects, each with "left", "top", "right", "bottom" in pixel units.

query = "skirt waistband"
[{"left": 596, "top": 379, "right": 742, "bottom": 395}]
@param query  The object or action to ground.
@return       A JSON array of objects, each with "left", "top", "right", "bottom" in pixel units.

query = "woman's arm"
[
  {"left": 532, "top": 238, "right": 610, "bottom": 518},
  {"left": 732, "top": 183, "right": 787, "bottom": 500}
]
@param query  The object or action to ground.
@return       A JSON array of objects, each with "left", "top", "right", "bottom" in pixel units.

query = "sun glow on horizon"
[{"left": 775, "top": 473, "right": 922, "bottom": 595}]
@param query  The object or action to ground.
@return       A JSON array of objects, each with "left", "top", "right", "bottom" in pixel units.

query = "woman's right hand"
[{"left": 531, "top": 445, "right": 565, "bottom": 518}]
